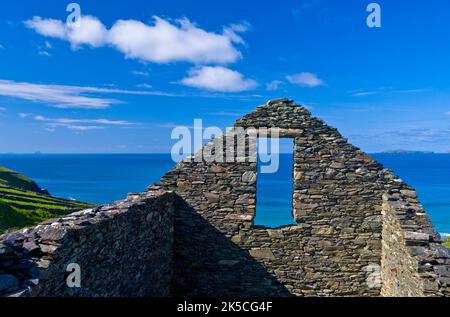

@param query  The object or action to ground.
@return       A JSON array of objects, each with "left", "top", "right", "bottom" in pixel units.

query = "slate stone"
[
  {"left": 0, "top": 274, "right": 19, "bottom": 291},
  {"left": 0, "top": 98, "right": 448, "bottom": 298}
]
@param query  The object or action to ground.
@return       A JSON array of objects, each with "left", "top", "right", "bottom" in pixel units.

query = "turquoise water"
[
  {"left": 255, "top": 153, "right": 295, "bottom": 228},
  {"left": 0, "top": 154, "right": 174, "bottom": 204},
  {"left": 373, "top": 154, "right": 450, "bottom": 236},
  {"left": 0, "top": 153, "right": 449, "bottom": 234}
]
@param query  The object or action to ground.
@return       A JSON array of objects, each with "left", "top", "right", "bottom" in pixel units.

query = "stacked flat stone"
[
  {"left": 0, "top": 98, "right": 448, "bottom": 297},
  {"left": 158, "top": 98, "right": 449, "bottom": 297},
  {"left": 381, "top": 188, "right": 449, "bottom": 296},
  {"left": 0, "top": 190, "right": 175, "bottom": 297}
]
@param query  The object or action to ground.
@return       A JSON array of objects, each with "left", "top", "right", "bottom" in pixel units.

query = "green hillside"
[
  {"left": 444, "top": 237, "right": 450, "bottom": 248},
  {"left": 0, "top": 166, "right": 49, "bottom": 194},
  {"left": 0, "top": 166, "right": 94, "bottom": 234}
]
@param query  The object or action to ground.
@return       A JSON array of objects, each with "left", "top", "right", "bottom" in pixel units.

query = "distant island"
[{"left": 380, "top": 150, "right": 436, "bottom": 154}]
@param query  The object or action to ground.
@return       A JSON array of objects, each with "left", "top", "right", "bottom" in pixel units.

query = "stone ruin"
[{"left": 0, "top": 98, "right": 449, "bottom": 297}]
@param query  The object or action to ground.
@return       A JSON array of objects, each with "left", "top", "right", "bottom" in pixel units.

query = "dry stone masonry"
[
  {"left": 1, "top": 98, "right": 449, "bottom": 297},
  {"left": 0, "top": 190, "right": 175, "bottom": 297}
]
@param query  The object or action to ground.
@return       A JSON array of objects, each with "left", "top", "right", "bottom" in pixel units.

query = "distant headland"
[{"left": 379, "top": 150, "right": 437, "bottom": 154}]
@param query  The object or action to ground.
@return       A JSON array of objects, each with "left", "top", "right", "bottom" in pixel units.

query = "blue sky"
[{"left": 0, "top": 0, "right": 449, "bottom": 153}]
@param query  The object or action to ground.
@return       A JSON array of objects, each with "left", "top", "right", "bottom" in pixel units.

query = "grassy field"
[
  {"left": 444, "top": 237, "right": 450, "bottom": 248},
  {"left": 0, "top": 166, "right": 94, "bottom": 234}
]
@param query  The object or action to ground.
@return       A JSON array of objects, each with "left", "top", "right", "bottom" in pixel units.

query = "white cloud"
[
  {"left": 206, "top": 111, "right": 243, "bottom": 117},
  {"left": 0, "top": 106, "right": 5, "bottom": 111},
  {"left": 25, "top": 17, "right": 66, "bottom": 39},
  {"left": 352, "top": 91, "right": 378, "bottom": 97},
  {"left": 109, "top": 17, "right": 243, "bottom": 64},
  {"left": 31, "top": 115, "right": 136, "bottom": 132},
  {"left": 34, "top": 41, "right": 53, "bottom": 57},
  {"left": 132, "top": 70, "right": 150, "bottom": 77},
  {"left": 25, "top": 16, "right": 107, "bottom": 48},
  {"left": 223, "top": 22, "right": 250, "bottom": 45},
  {"left": 286, "top": 72, "right": 325, "bottom": 88},
  {"left": 68, "top": 16, "right": 108, "bottom": 48},
  {"left": 0, "top": 44, "right": 4, "bottom": 50},
  {"left": 266, "top": 80, "right": 283, "bottom": 91},
  {"left": 0, "top": 79, "right": 172, "bottom": 109},
  {"left": 38, "top": 50, "right": 51, "bottom": 57},
  {"left": 136, "top": 83, "right": 152, "bottom": 89},
  {"left": 33, "top": 115, "right": 136, "bottom": 126},
  {"left": 356, "top": 128, "right": 450, "bottom": 150},
  {"left": 0, "top": 80, "right": 119, "bottom": 109},
  {"left": 26, "top": 15, "right": 246, "bottom": 64},
  {"left": 352, "top": 87, "right": 429, "bottom": 97},
  {"left": 181, "top": 66, "right": 257, "bottom": 92},
  {"left": 60, "top": 125, "right": 104, "bottom": 131},
  {"left": 158, "top": 122, "right": 203, "bottom": 129}
]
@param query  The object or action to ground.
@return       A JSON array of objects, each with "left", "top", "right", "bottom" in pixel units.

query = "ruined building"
[{"left": 1, "top": 99, "right": 449, "bottom": 297}]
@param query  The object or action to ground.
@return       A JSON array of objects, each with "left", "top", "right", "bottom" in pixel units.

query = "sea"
[{"left": 0, "top": 153, "right": 449, "bottom": 236}]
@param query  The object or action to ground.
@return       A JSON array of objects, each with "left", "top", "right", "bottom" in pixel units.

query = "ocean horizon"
[{"left": 0, "top": 153, "right": 449, "bottom": 236}]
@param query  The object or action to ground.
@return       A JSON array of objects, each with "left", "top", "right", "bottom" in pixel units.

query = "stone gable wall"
[
  {"left": 0, "top": 98, "right": 448, "bottom": 297},
  {"left": 157, "top": 98, "right": 449, "bottom": 297},
  {"left": 159, "top": 99, "right": 385, "bottom": 296}
]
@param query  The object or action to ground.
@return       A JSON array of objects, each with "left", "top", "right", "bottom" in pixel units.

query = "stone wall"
[
  {"left": 158, "top": 99, "right": 385, "bottom": 296},
  {"left": 1, "top": 98, "right": 448, "bottom": 297},
  {"left": 0, "top": 190, "right": 176, "bottom": 297},
  {"left": 381, "top": 187, "right": 450, "bottom": 296},
  {"left": 156, "top": 98, "right": 449, "bottom": 297}
]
